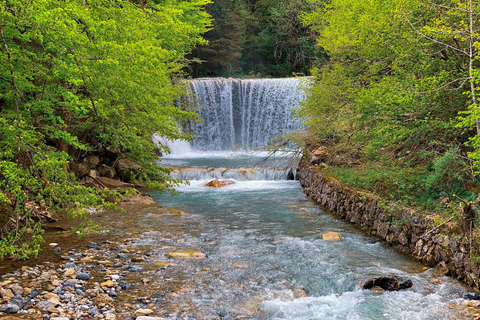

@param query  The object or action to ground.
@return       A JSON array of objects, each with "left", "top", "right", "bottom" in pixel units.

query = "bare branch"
[{"left": 403, "top": 13, "right": 470, "bottom": 56}]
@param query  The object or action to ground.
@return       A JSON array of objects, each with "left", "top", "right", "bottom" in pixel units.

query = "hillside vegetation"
[{"left": 298, "top": 0, "right": 480, "bottom": 243}]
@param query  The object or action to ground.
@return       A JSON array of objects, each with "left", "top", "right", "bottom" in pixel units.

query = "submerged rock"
[
  {"left": 167, "top": 251, "right": 207, "bottom": 258},
  {"left": 205, "top": 180, "right": 234, "bottom": 188},
  {"left": 463, "top": 292, "right": 480, "bottom": 300},
  {"left": 363, "top": 276, "right": 413, "bottom": 291},
  {"left": 321, "top": 231, "right": 342, "bottom": 241}
]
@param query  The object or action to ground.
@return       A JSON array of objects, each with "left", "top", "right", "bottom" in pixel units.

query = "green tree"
[{"left": 0, "top": 0, "right": 211, "bottom": 258}]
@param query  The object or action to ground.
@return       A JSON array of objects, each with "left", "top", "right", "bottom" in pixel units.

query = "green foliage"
[
  {"left": 0, "top": 0, "right": 211, "bottom": 257},
  {"left": 190, "top": 0, "right": 324, "bottom": 77},
  {"left": 299, "top": 0, "right": 480, "bottom": 204}
]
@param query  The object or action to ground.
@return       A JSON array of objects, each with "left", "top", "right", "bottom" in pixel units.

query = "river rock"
[
  {"left": 136, "top": 317, "right": 169, "bottom": 320},
  {"left": 76, "top": 272, "right": 90, "bottom": 280},
  {"left": 0, "top": 303, "right": 20, "bottom": 314},
  {"left": 167, "top": 251, "right": 207, "bottom": 258},
  {"left": 64, "top": 268, "right": 75, "bottom": 277},
  {"left": 135, "top": 309, "right": 154, "bottom": 317},
  {"left": 131, "top": 257, "right": 146, "bottom": 262},
  {"left": 363, "top": 276, "right": 413, "bottom": 291},
  {"left": 9, "top": 285, "right": 23, "bottom": 296},
  {"left": 100, "top": 280, "right": 115, "bottom": 288},
  {"left": 293, "top": 287, "right": 308, "bottom": 299},
  {"left": 463, "top": 292, "right": 480, "bottom": 300},
  {"left": 37, "top": 300, "right": 57, "bottom": 311},
  {"left": 0, "top": 287, "right": 14, "bottom": 299},
  {"left": 322, "top": 231, "right": 342, "bottom": 241},
  {"left": 205, "top": 180, "right": 234, "bottom": 188},
  {"left": 45, "top": 292, "right": 60, "bottom": 302}
]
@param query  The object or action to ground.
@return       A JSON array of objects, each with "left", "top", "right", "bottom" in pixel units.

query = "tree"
[{"left": 0, "top": 0, "right": 211, "bottom": 258}]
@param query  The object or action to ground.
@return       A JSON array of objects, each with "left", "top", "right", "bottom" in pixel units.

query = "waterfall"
[{"left": 184, "top": 78, "right": 308, "bottom": 151}]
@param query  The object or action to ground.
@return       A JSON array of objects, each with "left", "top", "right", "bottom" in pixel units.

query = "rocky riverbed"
[{"left": 3, "top": 194, "right": 480, "bottom": 320}]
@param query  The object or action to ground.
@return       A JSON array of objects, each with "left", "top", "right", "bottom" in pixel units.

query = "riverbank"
[{"left": 299, "top": 161, "right": 480, "bottom": 290}]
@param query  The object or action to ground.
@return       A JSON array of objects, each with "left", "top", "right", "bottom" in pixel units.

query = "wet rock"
[
  {"left": 127, "top": 266, "right": 143, "bottom": 272},
  {"left": 0, "top": 303, "right": 20, "bottom": 314},
  {"left": 205, "top": 180, "right": 234, "bottom": 188},
  {"left": 117, "top": 253, "right": 127, "bottom": 259},
  {"left": 463, "top": 292, "right": 480, "bottom": 300},
  {"left": 53, "top": 247, "right": 61, "bottom": 252},
  {"left": 321, "top": 231, "right": 342, "bottom": 241},
  {"left": 136, "top": 317, "right": 169, "bottom": 320},
  {"left": 167, "top": 251, "right": 207, "bottom": 258},
  {"left": 120, "top": 281, "right": 131, "bottom": 290},
  {"left": 293, "top": 287, "right": 308, "bottom": 299},
  {"left": 363, "top": 276, "right": 413, "bottom": 291},
  {"left": 131, "top": 257, "right": 146, "bottom": 263},
  {"left": 135, "top": 309, "right": 154, "bottom": 317}
]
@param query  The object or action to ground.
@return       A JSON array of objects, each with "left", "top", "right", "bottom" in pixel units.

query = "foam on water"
[{"left": 176, "top": 179, "right": 300, "bottom": 192}]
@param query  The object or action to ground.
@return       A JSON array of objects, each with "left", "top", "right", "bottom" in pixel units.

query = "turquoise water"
[{"left": 94, "top": 147, "right": 470, "bottom": 319}]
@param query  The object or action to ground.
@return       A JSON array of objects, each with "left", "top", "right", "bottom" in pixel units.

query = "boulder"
[
  {"left": 97, "top": 164, "right": 116, "bottom": 178},
  {"left": 84, "top": 154, "right": 100, "bottom": 168},
  {"left": 105, "top": 146, "right": 120, "bottom": 161},
  {"left": 310, "top": 146, "right": 329, "bottom": 165},
  {"left": 205, "top": 180, "right": 234, "bottom": 188},
  {"left": 74, "top": 162, "right": 90, "bottom": 178},
  {"left": 322, "top": 231, "right": 342, "bottom": 241},
  {"left": 363, "top": 276, "right": 413, "bottom": 291},
  {"left": 167, "top": 251, "right": 206, "bottom": 258},
  {"left": 115, "top": 158, "right": 143, "bottom": 182},
  {"left": 96, "top": 176, "right": 133, "bottom": 189}
]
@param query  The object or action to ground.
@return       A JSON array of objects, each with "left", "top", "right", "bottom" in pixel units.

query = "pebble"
[
  {"left": 49, "top": 243, "right": 58, "bottom": 247},
  {"left": 89, "top": 243, "right": 99, "bottom": 249},
  {"left": 100, "top": 280, "right": 115, "bottom": 288},
  {"left": 131, "top": 257, "right": 146, "bottom": 262},
  {"left": 64, "top": 268, "right": 75, "bottom": 277}
]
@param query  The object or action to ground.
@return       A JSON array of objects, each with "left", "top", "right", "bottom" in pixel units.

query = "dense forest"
[
  {"left": 188, "top": 0, "right": 325, "bottom": 77},
  {"left": 3, "top": 0, "right": 480, "bottom": 261}
]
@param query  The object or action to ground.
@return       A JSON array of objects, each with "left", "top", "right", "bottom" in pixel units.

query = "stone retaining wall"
[{"left": 299, "top": 163, "right": 480, "bottom": 289}]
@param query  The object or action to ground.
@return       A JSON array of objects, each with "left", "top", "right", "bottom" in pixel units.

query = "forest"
[{"left": 2, "top": 0, "right": 480, "bottom": 260}]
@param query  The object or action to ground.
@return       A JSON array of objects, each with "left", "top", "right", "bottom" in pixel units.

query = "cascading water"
[
  {"left": 184, "top": 78, "right": 307, "bottom": 151},
  {"left": 148, "top": 78, "right": 475, "bottom": 319}
]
